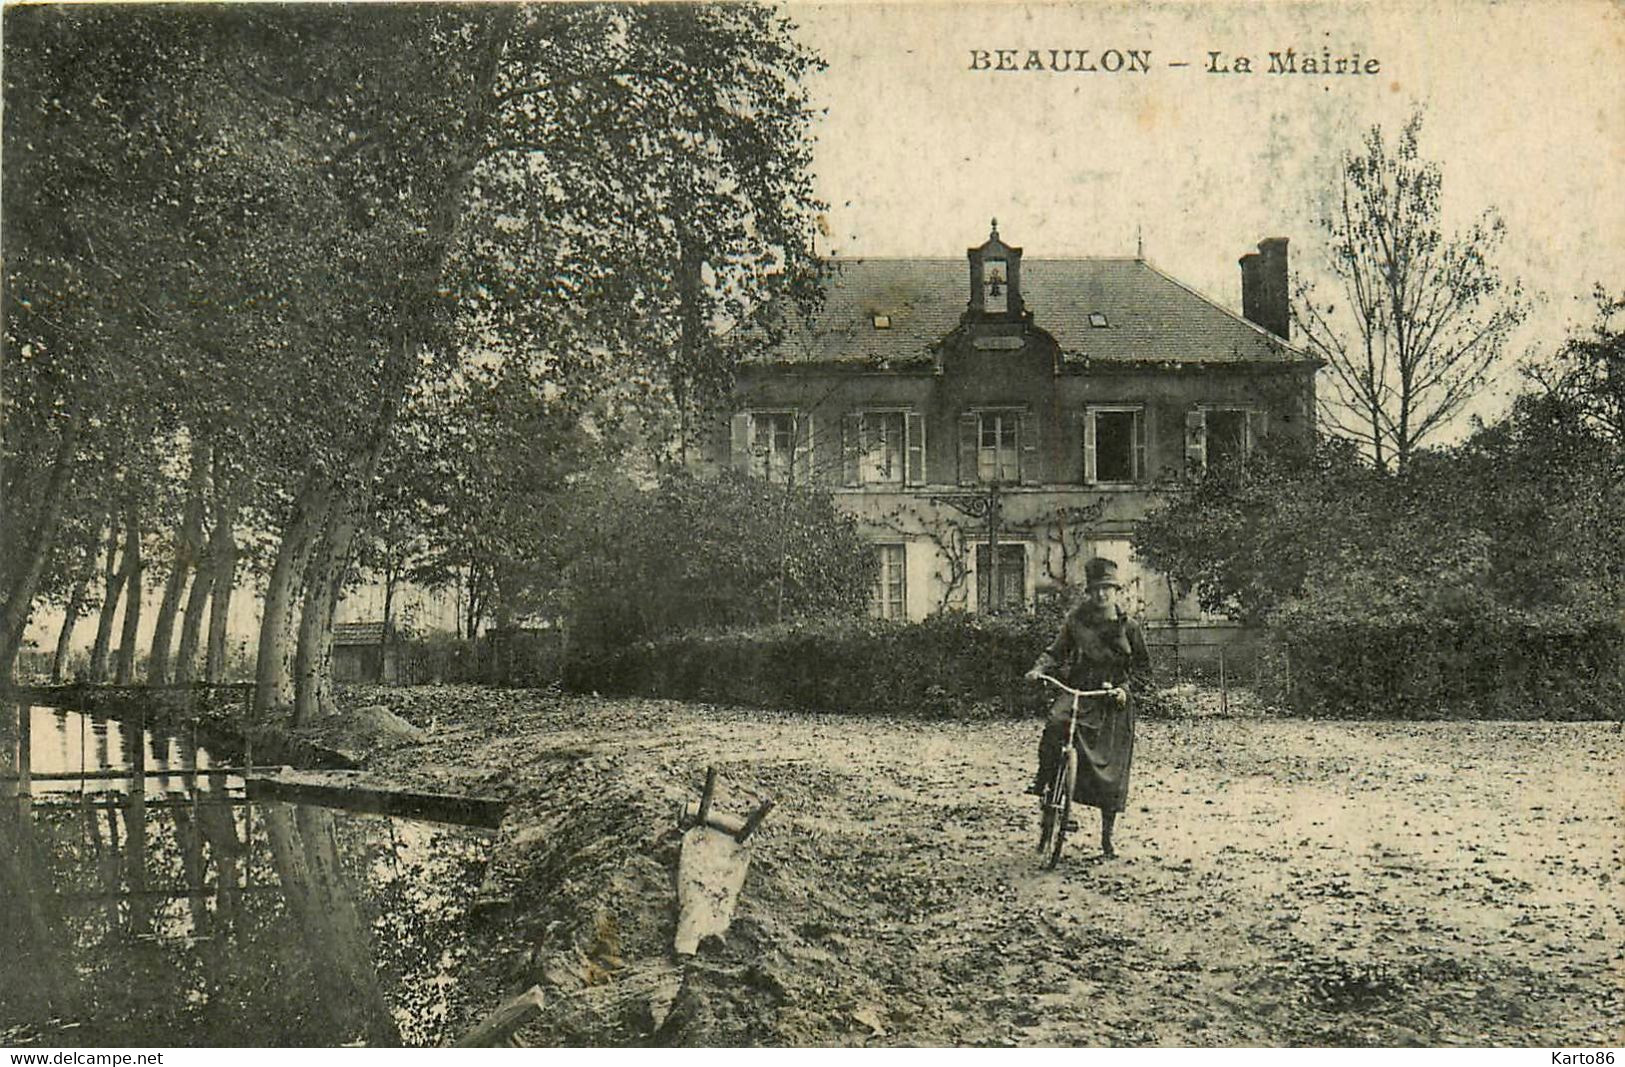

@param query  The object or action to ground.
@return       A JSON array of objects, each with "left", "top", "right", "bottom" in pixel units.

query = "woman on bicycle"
[{"left": 1023, "top": 557, "right": 1153, "bottom": 858}]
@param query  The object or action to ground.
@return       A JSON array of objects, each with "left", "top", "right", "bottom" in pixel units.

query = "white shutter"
[
  {"left": 1142, "top": 405, "right": 1158, "bottom": 482},
  {"left": 1018, "top": 409, "right": 1040, "bottom": 485},
  {"left": 842, "top": 413, "right": 862, "bottom": 487},
  {"left": 906, "top": 412, "right": 926, "bottom": 486},
  {"left": 795, "top": 412, "right": 813, "bottom": 485},
  {"left": 957, "top": 413, "right": 980, "bottom": 486},
  {"left": 818, "top": 410, "right": 842, "bottom": 486},
  {"left": 1247, "top": 409, "right": 1270, "bottom": 457},
  {"left": 1184, "top": 408, "right": 1207, "bottom": 475},
  {"left": 1133, "top": 408, "right": 1148, "bottom": 482},
  {"left": 730, "top": 413, "right": 752, "bottom": 474},
  {"left": 1082, "top": 409, "right": 1097, "bottom": 484}
]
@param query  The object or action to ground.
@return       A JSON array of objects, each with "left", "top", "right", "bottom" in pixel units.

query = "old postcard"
[{"left": 2, "top": 0, "right": 1620, "bottom": 1051}]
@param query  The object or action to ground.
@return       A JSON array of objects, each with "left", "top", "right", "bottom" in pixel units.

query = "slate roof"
[{"left": 756, "top": 257, "right": 1311, "bottom": 367}]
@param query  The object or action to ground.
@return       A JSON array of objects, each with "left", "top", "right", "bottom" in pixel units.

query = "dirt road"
[{"left": 358, "top": 689, "right": 1622, "bottom": 1046}]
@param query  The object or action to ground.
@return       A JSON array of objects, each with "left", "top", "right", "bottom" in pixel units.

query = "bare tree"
[{"left": 1295, "top": 111, "right": 1526, "bottom": 473}]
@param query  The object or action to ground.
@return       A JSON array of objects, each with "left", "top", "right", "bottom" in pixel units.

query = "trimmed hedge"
[
  {"left": 564, "top": 610, "right": 1068, "bottom": 719},
  {"left": 1264, "top": 608, "right": 1624, "bottom": 720},
  {"left": 564, "top": 604, "right": 1623, "bottom": 722}
]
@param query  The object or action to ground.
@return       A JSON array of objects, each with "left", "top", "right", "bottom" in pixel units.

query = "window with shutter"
[
  {"left": 1206, "top": 408, "right": 1248, "bottom": 470},
  {"left": 975, "top": 411, "right": 1020, "bottom": 484},
  {"left": 1188, "top": 406, "right": 1261, "bottom": 474},
  {"left": 975, "top": 542, "right": 1026, "bottom": 613},
  {"left": 1085, "top": 406, "right": 1143, "bottom": 484},
  {"left": 1247, "top": 410, "right": 1270, "bottom": 453},
  {"left": 858, "top": 412, "right": 906, "bottom": 485},
  {"left": 744, "top": 411, "right": 798, "bottom": 483}
]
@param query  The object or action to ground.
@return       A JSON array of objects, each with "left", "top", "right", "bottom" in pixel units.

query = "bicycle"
[{"left": 1032, "top": 672, "right": 1122, "bottom": 869}]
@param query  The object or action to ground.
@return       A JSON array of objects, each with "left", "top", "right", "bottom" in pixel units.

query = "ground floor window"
[
  {"left": 975, "top": 542, "right": 1026, "bottom": 613},
  {"left": 872, "top": 543, "right": 907, "bottom": 619},
  {"left": 1206, "top": 408, "right": 1249, "bottom": 468}
]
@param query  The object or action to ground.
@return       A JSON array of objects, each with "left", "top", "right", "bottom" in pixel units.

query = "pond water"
[{"left": 1, "top": 705, "right": 497, "bottom": 1048}]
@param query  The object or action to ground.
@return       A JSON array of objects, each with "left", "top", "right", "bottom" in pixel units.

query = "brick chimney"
[{"left": 1239, "top": 237, "right": 1290, "bottom": 340}]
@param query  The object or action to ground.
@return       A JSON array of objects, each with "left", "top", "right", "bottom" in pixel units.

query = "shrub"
[
  {"left": 1261, "top": 603, "right": 1624, "bottom": 720},
  {"left": 563, "top": 470, "right": 876, "bottom": 657},
  {"left": 402, "top": 632, "right": 479, "bottom": 685},
  {"left": 565, "top": 608, "right": 1070, "bottom": 718}
]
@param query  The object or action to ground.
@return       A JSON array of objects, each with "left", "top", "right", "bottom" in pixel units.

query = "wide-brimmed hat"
[{"left": 1084, "top": 557, "right": 1122, "bottom": 590}]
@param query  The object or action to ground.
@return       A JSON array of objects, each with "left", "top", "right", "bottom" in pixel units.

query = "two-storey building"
[{"left": 703, "top": 223, "right": 1318, "bottom": 655}]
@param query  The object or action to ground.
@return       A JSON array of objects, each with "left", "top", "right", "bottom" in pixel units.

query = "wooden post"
[
  {"left": 451, "top": 985, "right": 545, "bottom": 1048},
  {"left": 16, "top": 703, "right": 30, "bottom": 808},
  {"left": 696, "top": 766, "right": 717, "bottom": 829},
  {"left": 735, "top": 798, "right": 775, "bottom": 843},
  {"left": 1219, "top": 647, "right": 1229, "bottom": 716}
]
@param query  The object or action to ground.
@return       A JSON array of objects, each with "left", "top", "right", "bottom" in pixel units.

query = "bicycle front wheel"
[
  {"left": 1045, "top": 751, "right": 1076, "bottom": 870},
  {"left": 1037, "top": 783, "right": 1057, "bottom": 854}
]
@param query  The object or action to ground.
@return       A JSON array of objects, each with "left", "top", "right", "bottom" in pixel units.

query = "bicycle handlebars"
[{"left": 1032, "top": 673, "right": 1121, "bottom": 700}]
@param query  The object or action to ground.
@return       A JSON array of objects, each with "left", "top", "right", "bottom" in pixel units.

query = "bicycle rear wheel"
[{"left": 1045, "top": 752, "right": 1076, "bottom": 870}]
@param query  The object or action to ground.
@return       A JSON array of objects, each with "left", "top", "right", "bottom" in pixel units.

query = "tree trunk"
[
  {"left": 254, "top": 478, "right": 331, "bottom": 716},
  {"left": 51, "top": 571, "right": 90, "bottom": 685},
  {"left": 114, "top": 508, "right": 143, "bottom": 685},
  {"left": 380, "top": 561, "right": 396, "bottom": 678},
  {"left": 174, "top": 567, "right": 211, "bottom": 686},
  {"left": 204, "top": 495, "right": 238, "bottom": 683},
  {"left": 294, "top": 447, "right": 383, "bottom": 724},
  {"left": 148, "top": 449, "right": 209, "bottom": 684},
  {"left": 293, "top": 503, "right": 346, "bottom": 727},
  {"left": 88, "top": 521, "right": 128, "bottom": 684},
  {"left": 284, "top": 8, "right": 516, "bottom": 718},
  {"left": 0, "top": 407, "right": 83, "bottom": 681}
]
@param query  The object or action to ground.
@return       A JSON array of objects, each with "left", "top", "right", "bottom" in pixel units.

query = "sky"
[{"left": 787, "top": 0, "right": 1625, "bottom": 421}]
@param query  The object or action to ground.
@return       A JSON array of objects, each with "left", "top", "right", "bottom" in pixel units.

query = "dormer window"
[{"left": 1089, "top": 312, "right": 1109, "bottom": 328}]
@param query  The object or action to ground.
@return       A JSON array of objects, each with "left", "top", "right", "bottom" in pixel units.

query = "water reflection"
[{"left": 1, "top": 705, "right": 494, "bottom": 1047}]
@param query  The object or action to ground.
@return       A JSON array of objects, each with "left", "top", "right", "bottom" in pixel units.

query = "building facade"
[{"left": 703, "top": 224, "right": 1319, "bottom": 649}]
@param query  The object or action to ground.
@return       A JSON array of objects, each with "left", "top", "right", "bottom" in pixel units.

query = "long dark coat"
[{"left": 1031, "top": 603, "right": 1153, "bottom": 812}]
